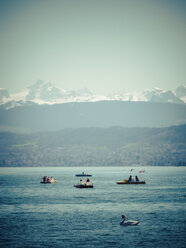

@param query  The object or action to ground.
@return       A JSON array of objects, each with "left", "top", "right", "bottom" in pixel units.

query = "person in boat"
[
  {"left": 50, "top": 176, "right": 55, "bottom": 182},
  {"left": 79, "top": 179, "right": 85, "bottom": 185},
  {"left": 47, "top": 177, "right": 52, "bottom": 182},
  {"left": 43, "top": 176, "right": 47, "bottom": 182},
  {"left": 128, "top": 175, "right": 132, "bottom": 182},
  {"left": 121, "top": 214, "right": 127, "bottom": 223},
  {"left": 86, "top": 178, "right": 91, "bottom": 185},
  {"left": 135, "top": 176, "right": 139, "bottom": 182}
]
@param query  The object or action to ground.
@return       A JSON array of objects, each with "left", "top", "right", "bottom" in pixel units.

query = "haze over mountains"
[
  {"left": 0, "top": 81, "right": 186, "bottom": 132},
  {"left": 0, "top": 81, "right": 185, "bottom": 166},
  {"left": 0, "top": 80, "right": 185, "bottom": 108}
]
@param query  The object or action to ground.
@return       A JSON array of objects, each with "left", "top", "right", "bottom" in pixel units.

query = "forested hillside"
[{"left": 0, "top": 125, "right": 185, "bottom": 166}]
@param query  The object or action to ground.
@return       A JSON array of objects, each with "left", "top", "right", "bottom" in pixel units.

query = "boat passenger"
[
  {"left": 50, "top": 176, "right": 55, "bottom": 182},
  {"left": 135, "top": 176, "right": 139, "bottom": 182},
  {"left": 43, "top": 176, "right": 47, "bottom": 182},
  {"left": 128, "top": 175, "right": 132, "bottom": 182},
  {"left": 79, "top": 179, "right": 85, "bottom": 185},
  {"left": 86, "top": 178, "right": 91, "bottom": 185}
]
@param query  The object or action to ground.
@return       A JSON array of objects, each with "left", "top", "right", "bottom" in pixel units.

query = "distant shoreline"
[{"left": 0, "top": 165, "right": 185, "bottom": 167}]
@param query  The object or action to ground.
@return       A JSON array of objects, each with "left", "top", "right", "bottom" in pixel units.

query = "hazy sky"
[{"left": 0, "top": 0, "right": 186, "bottom": 94}]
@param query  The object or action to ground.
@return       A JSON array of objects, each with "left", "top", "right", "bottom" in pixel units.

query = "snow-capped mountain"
[
  {"left": 144, "top": 88, "right": 184, "bottom": 104},
  {"left": 0, "top": 80, "right": 109, "bottom": 108},
  {"left": 107, "top": 87, "right": 184, "bottom": 104},
  {"left": 0, "top": 80, "right": 185, "bottom": 109}
]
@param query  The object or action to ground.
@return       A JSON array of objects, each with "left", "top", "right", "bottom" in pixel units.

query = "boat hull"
[
  {"left": 40, "top": 181, "right": 56, "bottom": 184},
  {"left": 74, "top": 184, "right": 93, "bottom": 188},
  {"left": 76, "top": 174, "right": 92, "bottom": 177},
  {"left": 117, "top": 181, "right": 146, "bottom": 184}
]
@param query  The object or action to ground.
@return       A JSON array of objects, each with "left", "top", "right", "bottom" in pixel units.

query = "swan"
[{"left": 120, "top": 214, "right": 139, "bottom": 226}]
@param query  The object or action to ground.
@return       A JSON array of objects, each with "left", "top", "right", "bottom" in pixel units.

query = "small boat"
[
  {"left": 40, "top": 181, "right": 56, "bottom": 184},
  {"left": 40, "top": 176, "right": 57, "bottom": 184},
  {"left": 117, "top": 179, "right": 146, "bottom": 184},
  {"left": 75, "top": 172, "right": 92, "bottom": 177},
  {"left": 74, "top": 178, "right": 93, "bottom": 188},
  {"left": 74, "top": 184, "right": 93, "bottom": 188},
  {"left": 139, "top": 170, "right": 145, "bottom": 173},
  {"left": 40, "top": 180, "right": 56, "bottom": 184}
]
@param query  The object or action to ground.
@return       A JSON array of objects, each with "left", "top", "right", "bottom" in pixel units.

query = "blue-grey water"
[{"left": 0, "top": 167, "right": 185, "bottom": 248}]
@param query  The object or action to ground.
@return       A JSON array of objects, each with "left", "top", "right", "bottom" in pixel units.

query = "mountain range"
[
  {"left": 0, "top": 81, "right": 185, "bottom": 167},
  {"left": 0, "top": 80, "right": 185, "bottom": 109},
  {"left": 0, "top": 81, "right": 186, "bottom": 132}
]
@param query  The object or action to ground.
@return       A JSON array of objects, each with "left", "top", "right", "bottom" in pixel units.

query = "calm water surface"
[{"left": 0, "top": 167, "right": 185, "bottom": 248}]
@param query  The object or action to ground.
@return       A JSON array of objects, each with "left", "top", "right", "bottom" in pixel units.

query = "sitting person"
[
  {"left": 135, "top": 176, "right": 139, "bottom": 182},
  {"left": 79, "top": 179, "right": 85, "bottom": 185},
  {"left": 86, "top": 178, "right": 91, "bottom": 185},
  {"left": 43, "top": 176, "right": 47, "bottom": 182},
  {"left": 50, "top": 176, "right": 55, "bottom": 182},
  {"left": 128, "top": 175, "right": 132, "bottom": 182}
]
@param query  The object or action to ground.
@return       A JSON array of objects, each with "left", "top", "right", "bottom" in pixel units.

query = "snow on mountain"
[
  {"left": 108, "top": 91, "right": 147, "bottom": 102},
  {"left": 143, "top": 88, "right": 184, "bottom": 104},
  {"left": 175, "top": 85, "right": 186, "bottom": 103},
  {"left": 26, "top": 80, "right": 66, "bottom": 102},
  {"left": 109, "top": 88, "right": 184, "bottom": 104},
  {"left": 0, "top": 80, "right": 108, "bottom": 108},
  {"left": 0, "top": 81, "right": 185, "bottom": 109},
  {"left": 0, "top": 88, "right": 9, "bottom": 102}
]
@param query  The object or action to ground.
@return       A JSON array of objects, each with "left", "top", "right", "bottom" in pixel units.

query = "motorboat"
[
  {"left": 75, "top": 172, "right": 92, "bottom": 177},
  {"left": 120, "top": 220, "right": 139, "bottom": 226},
  {"left": 117, "top": 179, "right": 146, "bottom": 184},
  {"left": 139, "top": 170, "right": 145, "bottom": 173},
  {"left": 40, "top": 176, "right": 57, "bottom": 184}
]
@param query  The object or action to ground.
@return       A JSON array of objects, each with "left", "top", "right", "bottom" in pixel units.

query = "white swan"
[{"left": 120, "top": 214, "right": 139, "bottom": 226}]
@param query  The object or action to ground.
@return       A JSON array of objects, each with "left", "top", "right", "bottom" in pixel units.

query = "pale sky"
[{"left": 0, "top": 0, "right": 186, "bottom": 94}]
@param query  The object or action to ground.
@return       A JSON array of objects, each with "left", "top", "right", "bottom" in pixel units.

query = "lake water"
[{"left": 0, "top": 167, "right": 185, "bottom": 248}]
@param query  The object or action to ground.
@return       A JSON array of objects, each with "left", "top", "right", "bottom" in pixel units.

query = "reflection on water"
[{"left": 0, "top": 167, "right": 186, "bottom": 248}]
